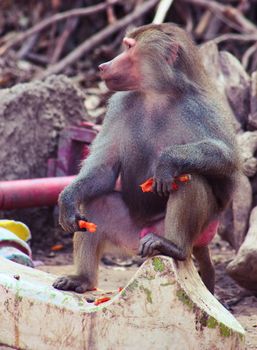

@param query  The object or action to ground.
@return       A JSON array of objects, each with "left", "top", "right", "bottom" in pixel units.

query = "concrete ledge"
[{"left": 0, "top": 256, "right": 245, "bottom": 350}]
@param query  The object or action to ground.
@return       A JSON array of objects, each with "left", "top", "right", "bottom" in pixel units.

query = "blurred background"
[{"left": 1, "top": 0, "right": 257, "bottom": 88}]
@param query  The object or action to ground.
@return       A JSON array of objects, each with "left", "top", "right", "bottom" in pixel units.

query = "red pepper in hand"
[
  {"left": 78, "top": 220, "right": 97, "bottom": 233},
  {"left": 140, "top": 178, "right": 154, "bottom": 192},
  {"left": 140, "top": 174, "right": 191, "bottom": 193},
  {"left": 177, "top": 174, "right": 191, "bottom": 183}
]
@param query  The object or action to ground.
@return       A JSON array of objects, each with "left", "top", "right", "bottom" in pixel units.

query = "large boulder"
[{"left": 0, "top": 75, "right": 87, "bottom": 180}]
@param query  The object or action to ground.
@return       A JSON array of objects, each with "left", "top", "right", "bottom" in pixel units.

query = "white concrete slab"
[{"left": 0, "top": 256, "right": 245, "bottom": 350}]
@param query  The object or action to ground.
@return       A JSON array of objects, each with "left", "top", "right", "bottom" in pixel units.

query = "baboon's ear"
[{"left": 168, "top": 43, "right": 179, "bottom": 65}]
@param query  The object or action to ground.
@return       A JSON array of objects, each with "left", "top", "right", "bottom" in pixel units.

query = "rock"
[
  {"left": 84, "top": 94, "right": 101, "bottom": 110},
  {"left": 98, "top": 81, "right": 109, "bottom": 94},
  {"left": 200, "top": 41, "right": 226, "bottom": 92},
  {"left": 219, "top": 51, "right": 250, "bottom": 128},
  {"left": 0, "top": 256, "right": 245, "bottom": 350},
  {"left": 232, "top": 174, "right": 252, "bottom": 249},
  {"left": 200, "top": 42, "right": 250, "bottom": 131},
  {"left": 218, "top": 206, "right": 236, "bottom": 248},
  {"left": 0, "top": 75, "right": 87, "bottom": 180},
  {"left": 237, "top": 131, "right": 257, "bottom": 177},
  {"left": 87, "top": 107, "right": 106, "bottom": 122},
  {"left": 227, "top": 206, "right": 257, "bottom": 292},
  {"left": 250, "top": 174, "right": 257, "bottom": 206},
  {"left": 0, "top": 75, "right": 87, "bottom": 243},
  {"left": 218, "top": 174, "right": 252, "bottom": 249},
  {"left": 248, "top": 71, "right": 257, "bottom": 129}
]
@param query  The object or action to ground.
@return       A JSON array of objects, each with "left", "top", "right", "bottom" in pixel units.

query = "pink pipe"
[{"left": 0, "top": 176, "right": 75, "bottom": 210}]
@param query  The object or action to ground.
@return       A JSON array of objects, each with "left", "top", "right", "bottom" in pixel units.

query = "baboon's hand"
[
  {"left": 58, "top": 189, "right": 80, "bottom": 233},
  {"left": 154, "top": 152, "right": 180, "bottom": 197}
]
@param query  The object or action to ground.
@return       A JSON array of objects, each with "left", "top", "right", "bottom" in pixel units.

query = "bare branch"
[
  {"left": 184, "top": 0, "right": 257, "bottom": 34},
  {"left": 242, "top": 42, "right": 257, "bottom": 70},
  {"left": 36, "top": 0, "right": 160, "bottom": 79},
  {"left": 0, "top": 0, "right": 122, "bottom": 56},
  {"left": 213, "top": 33, "right": 257, "bottom": 44},
  {"left": 50, "top": 17, "right": 79, "bottom": 64},
  {"left": 106, "top": 0, "right": 117, "bottom": 24},
  {"left": 152, "top": 0, "right": 174, "bottom": 24}
]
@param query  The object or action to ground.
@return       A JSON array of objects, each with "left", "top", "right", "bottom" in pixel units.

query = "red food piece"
[
  {"left": 51, "top": 244, "right": 64, "bottom": 251},
  {"left": 94, "top": 297, "right": 111, "bottom": 305},
  {"left": 140, "top": 178, "right": 154, "bottom": 192},
  {"left": 78, "top": 220, "right": 97, "bottom": 233},
  {"left": 171, "top": 182, "right": 179, "bottom": 191},
  {"left": 178, "top": 174, "right": 191, "bottom": 183},
  {"left": 140, "top": 174, "right": 191, "bottom": 193}
]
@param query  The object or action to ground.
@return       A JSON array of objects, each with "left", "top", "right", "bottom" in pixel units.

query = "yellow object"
[{"left": 0, "top": 220, "right": 31, "bottom": 241}]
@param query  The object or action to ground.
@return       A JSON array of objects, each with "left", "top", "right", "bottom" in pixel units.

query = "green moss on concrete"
[
  {"left": 126, "top": 279, "right": 139, "bottom": 293},
  {"left": 140, "top": 286, "right": 153, "bottom": 304},
  {"left": 144, "top": 274, "right": 155, "bottom": 281},
  {"left": 205, "top": 315, "right": 243, "bottom": 340},
  {"left": 121, "top": 289, "right": 127, "bottom": 297},
  {"left": 15, "top": 286, "right": 23, "bottom": 303},
  {"left": 219, "top": 323, "right": 232, "bottom": 337},
  {"left": 160, "top": 282, "right": 175, "bottom": 287},
  {"left": 198, "top": 312, "right": 208, "bottom": 328},
  {"left": 207, "top": 316, "right": 218, "bottom": 329},
  {"left": 239, "top": 333, "right": 245, "bottom": 342},
  {"left": 49, "top": 293, "right": 57, "bottom": 299},
  {"left": 152, "top": 257, "right": 165, "bottom": 272},
  {"left": 17, "top": 295, "right": 22, "bottom": 302},
  {"left": 61, "top": 296, "right": 70, "bottom": 304},
  {"left": 176, "top": 289, "right": 244, "bottom": 342},
  {"left": 176, "top": 289, "right": 194, "bottom": 310}
]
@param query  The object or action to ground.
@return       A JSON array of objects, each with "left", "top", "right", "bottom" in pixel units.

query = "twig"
[
  {"left": 242, "top": 42, "right": 257, "bottom": 70},
  {"left": 106, "top": 0, "right": 117, "bottom": 24},
  {"left": 203, "top": 16, "right": 223, "bottom": 41},
  {"left": 184, "top": 8, "right": 193, "bottom": 33},
  {"left": 0, "top": 0, "right": 122, "bottom": 56},
  {"left": 173, "top": 1, "right": 193, "bottom": 33},
  {"left": 184, "top": 0, "right": 257, "bottom": 34},
  {"left": 36, "top": 0, "right": 160, "bottom": 79},
  {"left": 188, "top": 0, "right": 244, "bottom": 34},
  {"left": 252, "top": 53, "right": 257, "bottom": 73},
  {"left": 26, "top": 53, "right": 49, "bottom": 66},
  {"left": 152, "top": 0, "right": 174, "bottom": 24},
  {"left": 17, "top": 33, "right": 39, "bottom": 59},
  {"left": 46, "top": 19, "right": 58, "bottom": 59},
  {"left": 194, "top": 10, "right": 212, "bottom": 38},
  {"left": 98, "top": 29, "right": 126, "bottom": 58},
  {"left": 50, "top": 0, "right": 83, "bottom": 63},
  {"left": 213, "top": 33, "right": 257, "bottom": 44},
  {"left": 50, "top": 17, "right": 79, "bottom": 64}
]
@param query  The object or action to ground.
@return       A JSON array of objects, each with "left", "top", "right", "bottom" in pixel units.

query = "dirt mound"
[
  {"left": 0, "top": 74, "right": 87, "bottom": 180},
  {"left": 0, "top": 75, "right": 87, "bottom": 243}
]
